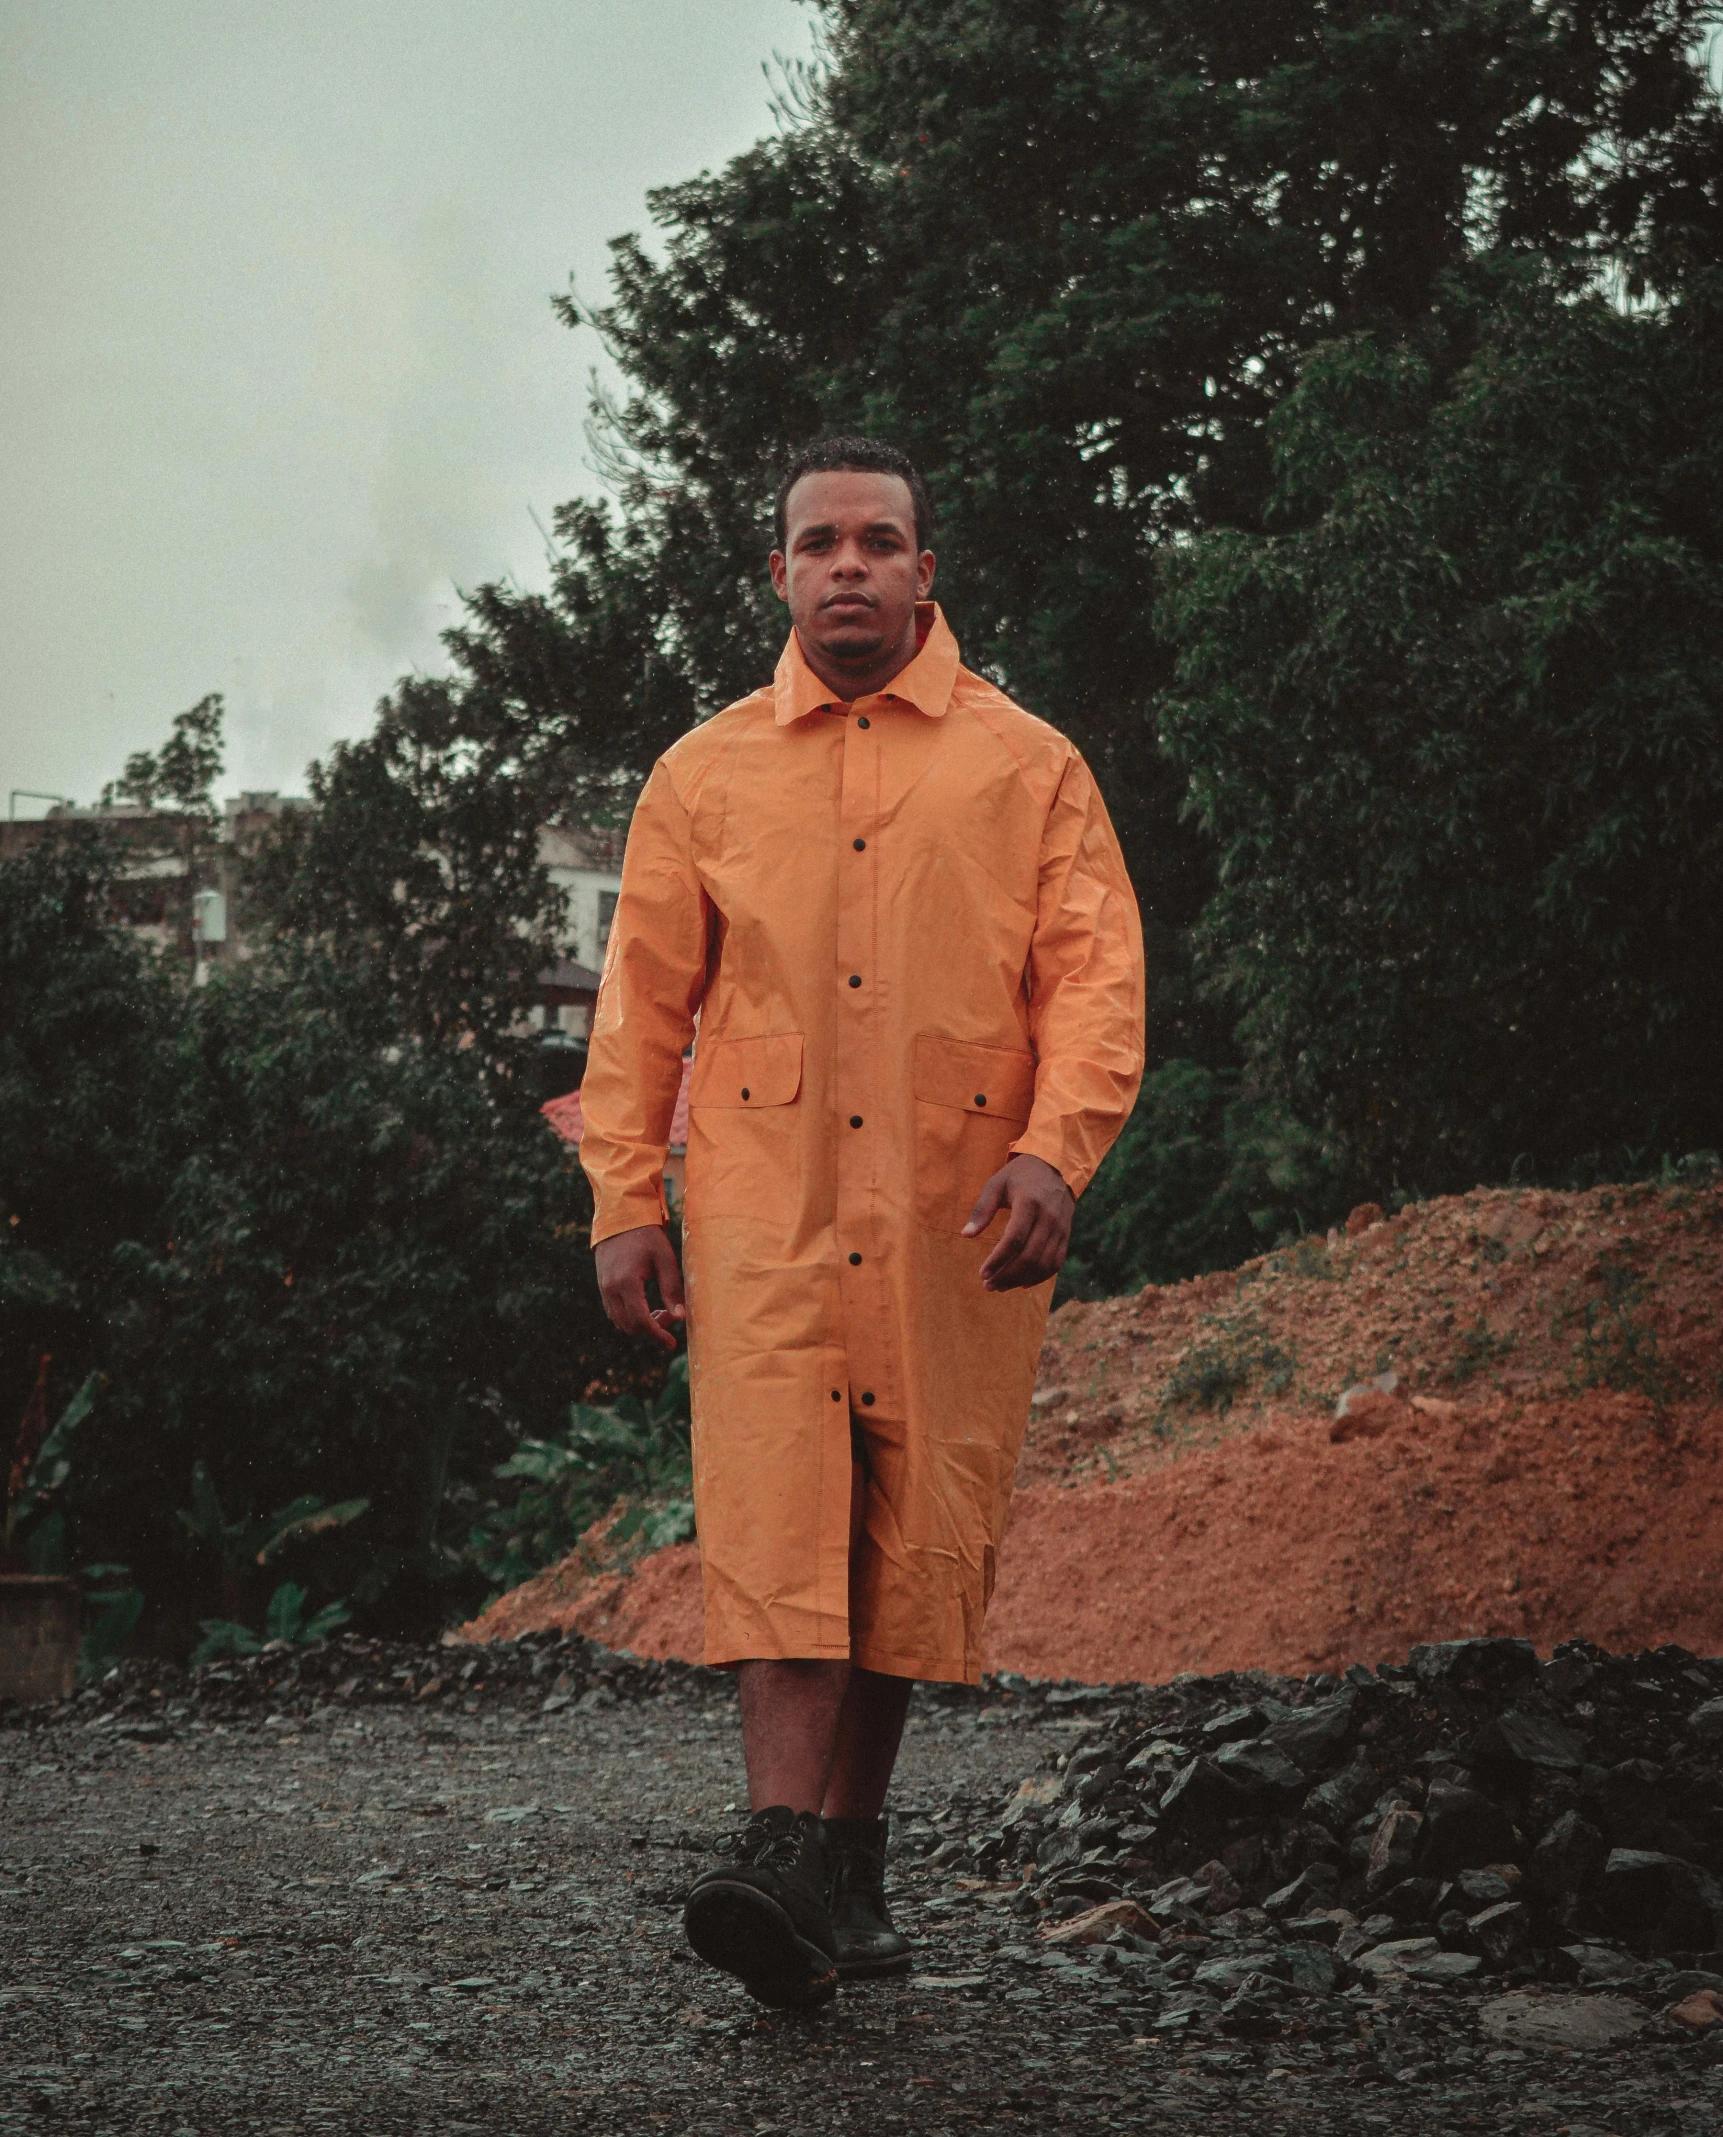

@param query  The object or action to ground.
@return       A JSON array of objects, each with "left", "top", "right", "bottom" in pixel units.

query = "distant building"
[
  {"left": 539, "top": 822, "right": 623, "bottom": 1001},
  {"left": 4, "top": 795, "right": 631, "bottom": 1089},
  {"left": 528, "top": 822, "right": 625, "bottom": 1094},
  {"left": 0, "top": 790, "right": 307, "bottom": 981}
]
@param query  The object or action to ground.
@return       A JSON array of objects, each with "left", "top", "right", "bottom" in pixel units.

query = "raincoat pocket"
[
  {"left": 912, "top": 1033, "right": 1037, "bottom": 1234},
  {"left": 684, "top": 1031, "right": 804, "bottom": 1224}
]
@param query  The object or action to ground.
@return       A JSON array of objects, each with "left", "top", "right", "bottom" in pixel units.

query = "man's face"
[{"left": 769, "top": 470, "right": 935, "bottom": 673}]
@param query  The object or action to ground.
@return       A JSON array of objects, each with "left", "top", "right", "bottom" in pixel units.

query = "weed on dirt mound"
[{"left": 1024, "top": 1176, "right": 1722, "bottom": 1485}]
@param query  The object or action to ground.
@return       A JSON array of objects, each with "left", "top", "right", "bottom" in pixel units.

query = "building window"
[{"left": 597, "top": 890, "right": 618, "bottom": 959}]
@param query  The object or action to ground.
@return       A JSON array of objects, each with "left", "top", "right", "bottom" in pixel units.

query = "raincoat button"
[
  {"left": 975, "top": 1093, "right": 986, "bottom": 1106},
  {"left": 853, "top": 838, "right": 866, "bottom": 851},
  {"left": 850, "top": 1115, "right": 863, "bottom": 1128},
  {"left": 848, "top": 974, "right": 862, "bottom": 987},
  {"left": 741, "top": 1087, "right": 751, "bottom": 1100},
  {"left": 856, "top": 715, "right": 871, "bottom": 729},
  {"left": 860, "top": 1391, "right": 876, "bottom": 1405},
  {"left": 848, "top": 1251, "right": 863, "bottom": 1265},
  {"left": 831, "top": 1389, "right": 842, "bottom": 1402}
]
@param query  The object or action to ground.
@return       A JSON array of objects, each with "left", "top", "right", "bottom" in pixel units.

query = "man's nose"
[{"left": 831, "top": 542, "right": 869, "bottom": 576}]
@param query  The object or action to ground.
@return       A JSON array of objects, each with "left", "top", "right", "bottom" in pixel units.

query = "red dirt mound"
[
  {"left": 460, "top": 1178, "right": 1723, "bottom": 1677},
  {"left": 467, "top": 1534, "right": 703, "bottom": 1655},
  {"left": 1018, "top": 1175, "right": 1720, "bottom": 1487}
]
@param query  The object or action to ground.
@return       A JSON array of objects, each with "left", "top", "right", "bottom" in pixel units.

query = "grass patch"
[
  {"left": 1574, "top": 1251, "right": 1675, "bottom": 1405},
  {"left": 1156, "top": 1314, "right": 1296, "bottom": 1430},
  {"left": 1269, "top": 1234, "right": 1339, "bottom": 1282},
  {"left": 1450, "top": 1319, "right": 1517, "bottom": 1386}
]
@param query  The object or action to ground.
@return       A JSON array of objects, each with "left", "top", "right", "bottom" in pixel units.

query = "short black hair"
[{"left": 773, "top": 435, "right": 934, "bottom": 554}]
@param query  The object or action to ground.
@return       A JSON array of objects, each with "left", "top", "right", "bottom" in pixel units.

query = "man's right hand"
[{"left": 594, "top": 1225, "right": 686, "bottom": 1351}]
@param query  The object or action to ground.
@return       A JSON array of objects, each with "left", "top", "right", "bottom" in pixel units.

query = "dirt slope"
[
  {"left": 1020, "top": 1175, "right": 1719, "bottom": 1486},
  {"left": 462, "top": 1177, "right": 1723, "bottom": 1675}
]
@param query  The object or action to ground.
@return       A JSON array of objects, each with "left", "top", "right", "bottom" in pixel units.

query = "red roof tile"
[{"left": 541, "top": 1057, "right": 691, "bottom": 1153}]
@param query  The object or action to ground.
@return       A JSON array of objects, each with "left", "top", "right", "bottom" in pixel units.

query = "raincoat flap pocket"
[
  {"left": 689, "top": 1030, "right": 804, "bottom": 1110},
  {"left": 912, "top": 1035, "right": 1036, "bottom": 1124}
]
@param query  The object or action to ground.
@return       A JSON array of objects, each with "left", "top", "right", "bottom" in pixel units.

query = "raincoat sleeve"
[
  {"left": 578, "top": 758, "right": 711, "bottom": 1245},
  {"left": 1010, "top": 747, "right": 1146, "bottom": 1197}
]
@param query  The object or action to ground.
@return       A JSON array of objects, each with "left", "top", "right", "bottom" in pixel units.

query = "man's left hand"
[{"left": 963, "top": 1154, "right": 1075, "bottom": 1292}]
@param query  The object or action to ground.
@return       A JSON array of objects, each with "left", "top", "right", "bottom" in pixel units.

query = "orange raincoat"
[{"left": 579, "top": 606, "right": 1144, "bottom": 1681}]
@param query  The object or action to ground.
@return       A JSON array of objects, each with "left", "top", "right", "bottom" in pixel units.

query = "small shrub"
[
  {"left": 465, "top": 1352, "right": 694, "bottom": 1594},
  {"left": 193, "top": 1580, "right": 352, "bottom": 1664},
  {"left": 1450, "top": 1319, "right": 1516, "bottom": 1386},
  {"left": 1157, "top": 1315, "right": 1296, "bottom": 1426},
  {"left": 79, "top": 1564, "right": 145, "bottom": 1682},
  {"left": 1574, "top": 1252, "right": 1675, "bottom": 1405}
]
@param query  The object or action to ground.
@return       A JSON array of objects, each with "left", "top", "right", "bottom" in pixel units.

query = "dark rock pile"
[
  {"left": 956, "top": 1638, "right": 1723, "bottom": 2038},
  {"left": 0, "top": 1632, "right": 1107, "bottom": 1736},
  {"left": 0, "top": 1627, "right": 722, "bottom": 1735}
]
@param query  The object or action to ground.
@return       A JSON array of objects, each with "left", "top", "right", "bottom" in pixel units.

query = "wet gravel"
[{"left": 4, "top": 1652, "right": 1723, "bottom": 2134}]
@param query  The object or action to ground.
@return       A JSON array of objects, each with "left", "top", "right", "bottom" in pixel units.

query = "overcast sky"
[{"left": 0, "top": 0, "right": 815, "bottom": 811}]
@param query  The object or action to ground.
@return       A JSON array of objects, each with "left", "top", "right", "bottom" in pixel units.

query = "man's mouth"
[{"left": 823, "top": 594, "right": 875, "bottom": 613}]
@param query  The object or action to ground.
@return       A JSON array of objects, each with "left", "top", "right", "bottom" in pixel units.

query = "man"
[{"left": 579, "top": 436, "right": 1144, "bottom": 2010}]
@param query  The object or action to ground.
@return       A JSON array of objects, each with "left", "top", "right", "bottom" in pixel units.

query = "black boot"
[
  {"left": 683, "top": 1807, "right": 839, "bottom": 2010},
  {"left": 823, "top": 1814, "right": 913, "bottom": 1979}
]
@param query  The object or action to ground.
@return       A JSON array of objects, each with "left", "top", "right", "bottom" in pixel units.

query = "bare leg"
[
  {"left": 823, "top": 1666, "right": 913, "bottom": 1818},
  {"left": 824, "top": 1449, "right": 914, "bottom": 1818},
  {"left": 736, "top": 1658, "right": 851, "bottom": 1813}
]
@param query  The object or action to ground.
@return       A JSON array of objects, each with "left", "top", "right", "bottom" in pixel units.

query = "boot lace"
[{"left": 713, "top": 1819, "right": 803, "bottom": 1873}]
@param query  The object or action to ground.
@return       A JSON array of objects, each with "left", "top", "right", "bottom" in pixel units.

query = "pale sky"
[{"left": 0, "top": 0, "right": 815, "bottom": 810}]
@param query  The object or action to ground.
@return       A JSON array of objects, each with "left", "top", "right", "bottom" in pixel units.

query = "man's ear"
[
  {"left": 769, "top": 549, "right": 790, "bottom": 602},
  {"left": 916, "top": 549, "right": 937, "bottom": 599}
]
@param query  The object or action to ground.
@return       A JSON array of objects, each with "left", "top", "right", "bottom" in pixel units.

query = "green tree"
[
  {"left": 1155, "top": 262, "right": 1723, "bottom": 1196},
  {"left": 274, "top": 3, "right": 1723, "bottom": 1085},
  {"left": 0, "top": 832, "right": 622, "bottom": 1641},
  {"left": 0, "top": 831, "right": 185, "bottom": 1427},
  {"left": 1062, "top": 1059, "right": 1345, "bottom": 1298},
  {"left": 100, "top": 692, "right": 224, "bottom": 817},
  {"left": 97, "top": 692, "right": 228, "bottom": 962},
  {"left": 550, "top": 0, "right": 1722, "bottom": 955},
  {"left": 96, "top": 945, "right": 611, "bottom": 1635},
  {"left": 250, "top": 515, "right": 699, "bottom": 1065},
  {"left": 252, "top": 677, "right": 571, "bottom": 1066}
]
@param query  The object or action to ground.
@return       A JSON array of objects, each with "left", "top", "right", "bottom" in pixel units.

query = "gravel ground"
[{"left": 4, "top": 1668, "right": 1722, "bottom": 2135}]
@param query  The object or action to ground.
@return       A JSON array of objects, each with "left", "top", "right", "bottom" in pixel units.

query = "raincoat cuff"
[{"left": 589, "top": 1190, "right": 671, "bottom": 1247}]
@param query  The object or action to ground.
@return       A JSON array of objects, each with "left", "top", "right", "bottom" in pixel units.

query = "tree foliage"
[
  {"left": 466, "top": 1352, "right": 695, "bottom": 1598},
  {"left": 544, "top": 0, "right": 1723, "bottom": 951},
  {"left": 0, "top": 833, "right": 617, "bottom": 1641},
  {"left": 1155, "top": 263, "right": 1723, "bottom": 1196},
  {"left": 100, "top": 692, "right": 224, "bottom": 818},
  {"left": 251, "top": 680, "right": 569, "bottom": 1066},
  {"left": 259, "top": 0, "right": 1719, "bottom": 1288},
  {"left": 249, "top": 534, "right": 694, "bottom": 1062}
]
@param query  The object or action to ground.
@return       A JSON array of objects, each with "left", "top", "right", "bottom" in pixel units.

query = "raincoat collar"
[{"left": 773, "top": 602, "right": 960, "bottom": 726}]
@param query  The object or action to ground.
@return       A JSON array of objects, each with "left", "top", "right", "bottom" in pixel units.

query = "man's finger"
[
  {"left": 962, "top": 1171, "right": 1009, "bottom": 1239},
  {"left": 979, "top": 1200, "right": 1037, "bottom": 1286},
  {"left": 638, "top": 1239, "right": 685, "bottom": 1348},
  {"left": 988, "top": 1206, "right": 1069, "bottom": 1291},
  {"left": 978, "top": 1209, "right": 1032, "bottom": 1283},
  {"left": 650, "top": 1233, "right": 687, "bottom": 1314},
  {"left": 602, "top": 1267, "right": 651, "bottom": 1335},
  {"left": 986, "top": 1214, "right": 1048, "bottom": 1291},
  {"left": 643, "top": 1309, "right": 681, "bottom": 1352}
]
